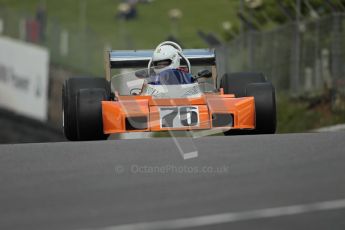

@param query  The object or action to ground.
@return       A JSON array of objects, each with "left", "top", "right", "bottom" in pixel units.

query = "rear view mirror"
[
  {"left": 135, "top": 69, "right": 149, "bottom": 79},
  {"left": 196, "top": 69, "right": 212, "bottom": 79}
]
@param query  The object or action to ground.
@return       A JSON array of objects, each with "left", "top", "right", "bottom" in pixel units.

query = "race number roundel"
[{"left": 159, "top": 106, "right": 199, "bottom": 128}]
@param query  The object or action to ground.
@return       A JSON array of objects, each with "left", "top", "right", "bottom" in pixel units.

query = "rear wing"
[{"left": 104, "top": 49, "right": 216, "bottom": 81}]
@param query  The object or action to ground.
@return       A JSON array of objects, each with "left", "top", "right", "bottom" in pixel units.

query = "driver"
[{"left": 148, "top": 41, "right": 195, "bottom": 85}]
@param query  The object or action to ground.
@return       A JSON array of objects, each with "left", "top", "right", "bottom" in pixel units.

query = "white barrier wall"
[{"left": 0, "top": 36, "right": 49, "bottom": 121}]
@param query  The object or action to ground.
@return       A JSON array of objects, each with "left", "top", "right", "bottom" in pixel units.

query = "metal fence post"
[
  {"left": 314, "top": 17, "right": 322, "bottom": 91},
  {"left": 290, "top": 0, "right": 301, "bottom": 95},
  {"left": 289, "top": 22, "right": 301, "bottom": 95},
  {"left": 247, "top": 30, "right": 255, "bottom": 71},
  {"left": 331, "top": 13, "right": 342, "bottom": 94}
]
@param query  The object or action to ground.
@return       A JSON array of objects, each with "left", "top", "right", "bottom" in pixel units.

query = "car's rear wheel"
[
  {"left": 220, "top": 72, "right": 266, "bottom": 97},
  {"left": 62, "top": 77, "right": 110, "bottom": 141},
  {"left": 220, "top": 72, "right": 276, "bottom": 135}
]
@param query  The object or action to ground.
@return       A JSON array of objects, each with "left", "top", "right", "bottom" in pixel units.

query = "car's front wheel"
[
  {"left": 246, "top": 82, "right": 276, "bottom": 134},
  {"left": 62, "top": 77, "right": 110, "bottom": 141}
]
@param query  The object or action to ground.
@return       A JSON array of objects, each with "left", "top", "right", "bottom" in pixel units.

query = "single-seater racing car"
[{"left": 62, "top": 41, "right": 276, "bottom": 141}]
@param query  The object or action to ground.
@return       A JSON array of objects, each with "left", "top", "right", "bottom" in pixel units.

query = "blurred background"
[{"left": 0, "top": 0, "right": 345, "bottom": 144}]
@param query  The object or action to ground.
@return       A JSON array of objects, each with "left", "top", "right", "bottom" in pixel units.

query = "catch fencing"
[
  {"left": 217, "top": 13, "right": 345, "bottom": 97},
  {"left": 1, "top": 8, "right": 344, "bottom": 97}
]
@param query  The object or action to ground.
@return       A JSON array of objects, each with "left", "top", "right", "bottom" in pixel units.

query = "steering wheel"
[
  {"left": 148, "top": 41, "right": 191, "bottom": 74},
  {"left": 130, "top": 88, "right": 142, "bottom": 95}
]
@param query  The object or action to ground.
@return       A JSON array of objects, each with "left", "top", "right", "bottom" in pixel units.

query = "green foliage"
[
  {"left": 2, "top": 0, "right": 345, "bottom": 47},
  {"left": 277, "top": 94, "right": 345, "bottom": 133},
  {"left": 0, "top": 0, "right": 240, "bottom": 48}
]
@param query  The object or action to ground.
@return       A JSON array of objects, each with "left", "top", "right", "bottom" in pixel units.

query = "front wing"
[{"left": 102, "top": 95, "right": 255, "bottom": 134}]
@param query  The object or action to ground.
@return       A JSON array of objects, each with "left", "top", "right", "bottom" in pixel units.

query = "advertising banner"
[{"left": 0, "top": 36, "right": 49, "bottom": 121}]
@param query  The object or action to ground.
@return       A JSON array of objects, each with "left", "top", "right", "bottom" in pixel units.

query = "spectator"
[{"left": 117, "top": 0, "right": 137, "bottom": 21}]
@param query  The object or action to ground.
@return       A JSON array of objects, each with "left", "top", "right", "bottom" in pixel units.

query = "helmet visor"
[{"left": 153, "top": 59, "right": 172, "bottom": 69}]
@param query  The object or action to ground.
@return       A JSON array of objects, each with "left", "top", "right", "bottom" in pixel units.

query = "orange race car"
[{"left": 62, "top": 41, "right": 276, "bottom": 141}]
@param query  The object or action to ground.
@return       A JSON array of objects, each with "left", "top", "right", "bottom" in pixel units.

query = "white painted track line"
[{"left": 82, "top": 198, "right": 345, "bottom": 230}]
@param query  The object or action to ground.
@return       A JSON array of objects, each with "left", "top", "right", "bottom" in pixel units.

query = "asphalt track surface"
[{"left": 1, "top": 132, "right": 345, "bottom": 230}]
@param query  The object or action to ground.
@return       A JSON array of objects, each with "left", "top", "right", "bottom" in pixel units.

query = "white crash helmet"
[
  {"left": 152, "top": 45, "right": 180, "bottom": 74},
  {"left": 148, "top": 41, "right": 191, "bottom": 74}
]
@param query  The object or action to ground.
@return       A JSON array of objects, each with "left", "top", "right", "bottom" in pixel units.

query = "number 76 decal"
[{"left": 159, "top": 106, "right": 199, "bottom": 128}]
